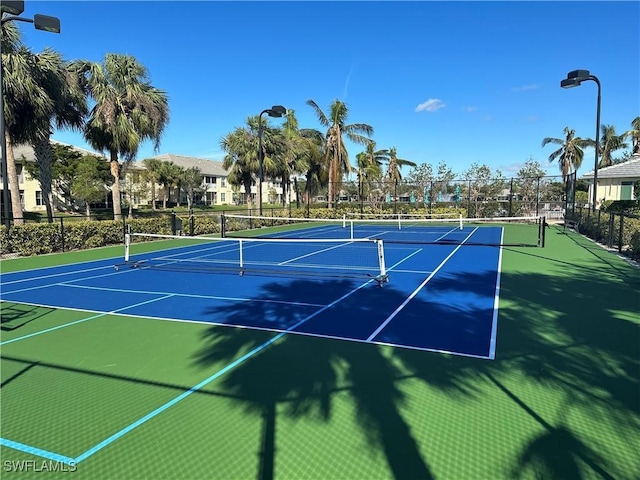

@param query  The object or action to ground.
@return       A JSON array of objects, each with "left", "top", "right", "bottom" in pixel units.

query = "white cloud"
[
  {"left": 415, "top": 98, "right": 445, "bottom": 112},
  {"left": 483, "top": 115, "right": 493, "bottom": 121},
  {"left": 525, "top": 115, "right": 540, "bottom": 123},
  {"left": 462, "top": 106, "right": 477, "bottom": 113},
  {"left": 512, "top": 84, "right": 539, "bottom": 92}
]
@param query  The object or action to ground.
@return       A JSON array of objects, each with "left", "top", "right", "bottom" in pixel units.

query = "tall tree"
[
  {"left": 598, "top": 124, "right": 628, "bottom": 167},
  {"left": 306, "top": 99, "right": 373, "bottom": 208},
  {"left": 142, "top": 157, "right": 163, "bottom": 210},
  {"left": 72, "top": 155, "right": 110, "bottom": 216},
  {"left": 1, "top": 21, "right": 58, "bottom": 224},
  {"left": 75, "top": 54, "right": 169, "bottom": 220},
  {"left": 180, "top": 166, "right": 204, "bottom": 210},
  {"left": 280, "top": 110, "right": 309, "bottom": 207},
  {"left": 30, "top": 55, "right": 88, "bottom": 222},
  {"left": 541, "top": 127, "right": 592, "bottom": 181},
  {"left": 624, "top": 116, "right": 640, "bottom": 154},
  {"left": 298, "top": 128, "right": 327, "bottom": 207},
  {"left": 157, "top": 161, "right": 183, "bottom": 209},
  {"left": 221, "top": 115, "right": 281, "bottom": 211},
  {"left": 386, "top": 147, "right": 416, "bottom": 184},
  {"left": 356, "top": 142, "right": 387, "bottom": 204}
]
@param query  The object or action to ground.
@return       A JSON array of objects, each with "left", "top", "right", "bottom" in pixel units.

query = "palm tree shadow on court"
[
  {"left": 193, "top": 278, "right": 438, "bottom": 480},
  {"left": 192, "top": 246, "right": 638, "bottom": 480},
  {"left": 392, "top": 260, "right": 636, "bottom": 479}
]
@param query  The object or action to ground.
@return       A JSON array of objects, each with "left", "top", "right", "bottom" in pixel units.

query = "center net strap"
[{"left": 121, "top": 233, "right": 387, "bottom": 282}]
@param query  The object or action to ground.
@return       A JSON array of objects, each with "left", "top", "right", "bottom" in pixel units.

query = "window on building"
[
  {"left": 221, "top": 193, "right": 226, "bottom": 203},
  {"left": 36, "top": 191, "right": 44, "bottom": 206},
  {"left": 221, "top": 178, "right": 226, "bottom": 187}
]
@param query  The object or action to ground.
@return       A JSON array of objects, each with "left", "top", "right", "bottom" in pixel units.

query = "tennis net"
[
  {"left": 118, "top": 232, "right": 389, "bottom": 284},
  {"left": 221, "top": 213, "right": 546, "bottom": 247}
]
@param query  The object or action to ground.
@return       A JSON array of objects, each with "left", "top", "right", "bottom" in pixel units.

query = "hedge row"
[{"left": 1, "top": 217, "right": 171, "bottom": 256}]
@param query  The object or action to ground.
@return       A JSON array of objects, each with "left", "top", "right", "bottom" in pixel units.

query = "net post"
[
  {"left": 398, "top": 215, "right": 401, "bottom": 230},
  {"left": 220, "top": 214, "right": 226, "bottom": 238},
  {"left": 342, "top": 214, "right": 346, "bottom": 228},
  {"left": 377, "top": 239, "right": 387, "bottom": 277},
  {"left": 239, "top": 239, "right": 244, "bottom": 270},
  {"left": 459, "top": 214, "right": 463, "bottom": 230},
  {"left": 124, "top": 233, "right": 131, "bottom": 262},
  {"left": 540, "top": 216, "right": 546, "bottom": 247},
  {"left": 350, "top": 220, "right": 354, "bottom": 240}
]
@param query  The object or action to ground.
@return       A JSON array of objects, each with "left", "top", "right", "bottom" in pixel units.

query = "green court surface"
[{"left": 1, "top": 225, "right": 639, "bottom": 479}]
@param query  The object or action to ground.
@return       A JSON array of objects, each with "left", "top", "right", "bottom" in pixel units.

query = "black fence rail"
[{"left": 566, "top": 207, "right": 640, "bottom": 259}]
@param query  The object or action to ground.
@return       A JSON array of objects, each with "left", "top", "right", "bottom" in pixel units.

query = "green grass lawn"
[{"left": 1, "top": 225, "right": 638, "bottom": 479}]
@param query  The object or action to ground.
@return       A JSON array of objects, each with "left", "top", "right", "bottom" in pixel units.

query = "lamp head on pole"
[
  {"left": 0, "top": 1, "right": 25, "bottom": 15},
  {"left": 567, "top": 69, "right": 590, "bottom": 81},
  {"left": 267, "top": 105, "right": 287, "bottom": 118},
  {"left": 33, "top": 14, "right": 60, "bottom": 33},
  {"left": 561, "top": 78, "right": 581, "bottom": 89}
]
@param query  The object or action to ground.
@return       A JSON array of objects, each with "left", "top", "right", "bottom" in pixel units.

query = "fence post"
[
  {"left": 618, "top": 214, "right": 624, "bottom": 253},
  {"left": 608, "top": 213, "right": 614, "bottom": 248},
  {"left": 171, "top": 210, "right": 176, "bottom": 235},
  {"left": 595, "top": 209, "right": 601, "bottom": 243},
  {"left": 60, "top": 217, "right": 65, "bottom": 252},
  {"left": 189, "top": 208, "right": 194, "bottom": 236},
  {"left": 508, "top": 178, "right": 514, "bottom": 217}
]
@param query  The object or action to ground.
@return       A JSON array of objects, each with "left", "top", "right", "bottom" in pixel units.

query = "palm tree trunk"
[
  {"left": 5, "top": 133, "right": 24, "bottom": 225},
  {"left": 327, "top": 161, "right": 335, "bottom": 209},
  {"left": 244, "top": 178, "right": 253, "bottom": 212},
  {"left": 294, "top": 177, "right": 300, "bottom": 208},
  {"left": 33, "top": 136, "right": 56, "bottom": 222},
  {"left": 150, "top": 181, "right": 156, "bottom": 210},
  {"left": 109, "top": 151, "right": 122, "bottom": 220}
]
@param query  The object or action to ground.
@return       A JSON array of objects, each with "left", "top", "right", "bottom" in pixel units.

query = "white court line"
[
  {"left": 488, "top": 228, "right": 505, "bottom": 359},
  {"left": 435, "top": 225, "right": 465, "bottom": 242},
  {"left": 0, "top": 264, "right": 115, "bottom": 286},
  {"left": 366, "top": 227, "right": 480, "bottom": 341},
  {"left": 0, "top": 294, "right": 175, "bottom": 346}
]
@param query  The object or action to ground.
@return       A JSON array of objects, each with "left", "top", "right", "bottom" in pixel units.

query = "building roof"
[
  {"left": 581, "top": 154, "right": 640, "bottom": 180},
  {"left": 11, "top": 140, "right": 106, "bottom": 162},
  {"left": 137, "top": 153, "right": 230, "bottom": 176}
]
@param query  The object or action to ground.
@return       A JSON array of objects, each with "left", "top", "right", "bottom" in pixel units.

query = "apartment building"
[{"left": 1, "top": 143, "right": 296, "bottom": 214}]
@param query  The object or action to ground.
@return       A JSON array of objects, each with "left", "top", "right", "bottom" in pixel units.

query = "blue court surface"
[{"left": 0, "top": 225, "right": 503, "bottom": 359}]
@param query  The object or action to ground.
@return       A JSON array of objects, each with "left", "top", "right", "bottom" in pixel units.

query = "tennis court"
[{"left": 1, "top": 219, "right": 638, "bottom": 479}]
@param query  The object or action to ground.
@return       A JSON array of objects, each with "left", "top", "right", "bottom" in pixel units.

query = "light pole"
[
  {"left": 257, "top": 105, "right": 286, "bottom": 216},
  {"left": 1, "top": 1, "right": 60, "bottom": 231},
  {"left": 561, "top": 69, "right": 601, "bottom": 212}
]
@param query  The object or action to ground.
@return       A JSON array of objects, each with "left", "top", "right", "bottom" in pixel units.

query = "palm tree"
[
  {"left": 625, "top": 116, "right": 640, "bottom": 154},
  {"left": 75, "top": 54, "right": 169, "bottom": 220},
  {"left": 598, "top": 124, "right": 628, "bottom": 167},
  {"left": 142, "top": 157, "right": 163, "bottom": 210},
  {"left": 157, "top": 161, "right": 183, "bottom": 208},
  {"left": 386, "top": 147, "right": 416, "bottom": 184},
  {"left": 1, "top": 22, "right": 62, "bottom": 225},
  {"left": 221, "top": 116, "right": 282, "bottom": 211},
  {"left": 356, "top": 142, "right": 387, "bottom": 202},
  {"left": 298, "top": 128, "right": 327, "bottom": 208},
  {"left": 541, "top": 127, "right": 592, "bottom": 181},
  {"left": 280, "top": 110, "right": 309, "bottom": 207},
  {"left": 306, "top": 99, "right": 373, "bottom": 208},
  {"left": 30, "top": 55, "right": 88, "bottom": 222}
]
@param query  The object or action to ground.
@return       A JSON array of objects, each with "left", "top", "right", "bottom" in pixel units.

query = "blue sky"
[{"left": 19, "top": 1, "right": 640, "bottom": 178}]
